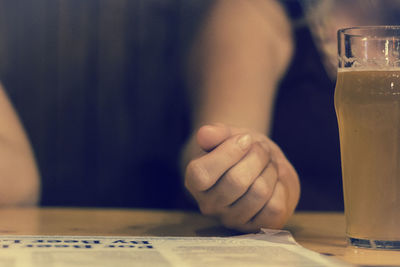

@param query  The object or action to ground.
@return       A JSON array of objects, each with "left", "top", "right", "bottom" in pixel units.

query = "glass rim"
[{"left": 338, "top": 25, "right": 400, "bottom": 38}]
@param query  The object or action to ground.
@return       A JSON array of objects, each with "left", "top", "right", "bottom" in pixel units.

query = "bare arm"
[
  {"left": 182, "top": 0, "right": 299, "bottom": 232},
  {"left": 187, "top": 0, "right": 293, "bottom": 132},
  {"left": 0, "top": 83, "right": 40, "bottom": 205}
]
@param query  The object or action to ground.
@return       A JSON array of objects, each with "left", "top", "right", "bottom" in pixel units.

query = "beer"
[{"left": 335, "top": 69, "right": 400, "bottom": 240}]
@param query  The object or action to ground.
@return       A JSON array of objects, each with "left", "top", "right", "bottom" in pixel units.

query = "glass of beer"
[
  {"left": 335, "top": 26, "right": 400, "bottom": 249},
  {"left": 301, "top": 0, "right": 400, "bottom": 79}
]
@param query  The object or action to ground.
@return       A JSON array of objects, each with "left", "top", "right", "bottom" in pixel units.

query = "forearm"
[
  {"left": 0, "top": 85, "right": 40, "bottom": 206},
  {"left": 182, "top": 0, "right": 293, "bottom": 168},
  {"left": 0, "top": 139, "right": 39, "bottom": 205},
  {"left": 181, "top": 1, "right": 299, "bottom": 227},
  {"left": 187, "top": 0, "right": 293, "bottom": 133}
]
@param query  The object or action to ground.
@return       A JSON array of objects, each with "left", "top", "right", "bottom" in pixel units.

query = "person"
[
  {"left": 181, "top": 0, "right": 300, "bottom": 232},
  {"left": 0, "top": 84, "right": 39, "bottom": 206},
  {"left": 0, "top": 0, "right": 337, "bottom": 233}
]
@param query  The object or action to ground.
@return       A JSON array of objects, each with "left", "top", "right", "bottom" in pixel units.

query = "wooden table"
[
  {"left": 286, "top": 212, "right": 400, "bottom": 266},
  {"left": 0, "top": 208, "right": 399, "bottom": 266}
]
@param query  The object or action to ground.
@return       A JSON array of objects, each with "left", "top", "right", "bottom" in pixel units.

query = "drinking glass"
[
  {"left": 300, "top": 0, "right": 400, "bottom": 79},
  {"left": 335, "top": 26, "right": 400, "bottom": 250}
]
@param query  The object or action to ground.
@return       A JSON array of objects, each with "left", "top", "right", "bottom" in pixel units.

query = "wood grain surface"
[{"left": 0, "top": 208, "right": 399, "bottom": 266}]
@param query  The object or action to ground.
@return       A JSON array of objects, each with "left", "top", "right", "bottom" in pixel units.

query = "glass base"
[{"left": 348, "top": 237, "right": 400, "bottom": 250}]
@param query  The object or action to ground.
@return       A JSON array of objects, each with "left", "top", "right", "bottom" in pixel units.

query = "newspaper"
[{"left": 0, "top": 229, "right": 349, "bottom": 267}]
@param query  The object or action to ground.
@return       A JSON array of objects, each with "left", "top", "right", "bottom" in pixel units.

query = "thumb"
[{"left": 196, "top": 123, "right": 232, "bottom": 152}]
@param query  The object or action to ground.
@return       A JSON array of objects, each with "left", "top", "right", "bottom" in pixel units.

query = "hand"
[{"left": 184, "top": 124, "right": 300, "bottom": 232}]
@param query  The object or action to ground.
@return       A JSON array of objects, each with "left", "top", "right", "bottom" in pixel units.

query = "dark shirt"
[
  {"left": 272, "top": 0, "right": 343, "bottom": 210},
  {"left": 271, "top": 26, "right": 343, "bottom": 211}
]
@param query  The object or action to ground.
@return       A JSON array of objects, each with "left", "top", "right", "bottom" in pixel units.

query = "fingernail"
[{"left": 237, "top": 134, "right": 252, "bottom": 150}]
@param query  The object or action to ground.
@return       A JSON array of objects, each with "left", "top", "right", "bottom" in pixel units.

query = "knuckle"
[
  {"left": 275, "top": 161, "right": 298, "bottom": 184},
  {"left": 276, "top": 160, "right": 289, "bottom": 177},
  {"left": 253, "top": 142, "right": 269, "bottom": 159},
  {"left": 185, "top": 160, "right": 211, "bottom": 191},
  {"left": 225, "top": 146, "right": 243, "bottom": 161},
  {"left": 282, "top": 162, "right": 298, "bottom": 180},
  {"left": 251, "top": 181, "right": 271, "bottom": 202},
  {"left": 259, "top": 140, "right": 272, "bottom": 154},
  {"left": 263, "top": 163, "right": 278, "bottom": 181},
  {"left": 268, "top": 201, "right": 287, "bottom": 218},
  {"left": 225, "top": 170, "right": 250, "bottom": 191},
  {"left": 251, "top": 143, "right": 271, "bottom": 171}
]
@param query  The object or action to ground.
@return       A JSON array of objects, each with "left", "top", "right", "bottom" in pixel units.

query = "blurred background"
[
  {"left": 1, "top": 0, "right": 397, "bottom": 211},
  {"left": 0, "top": 0, "right": 213, "bottom": 209}
]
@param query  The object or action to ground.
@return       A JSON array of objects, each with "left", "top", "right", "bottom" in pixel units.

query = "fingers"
[
  {"left": 224, "top": 181, "right": 288, "bottom": 233},
  {"left": 185, "top": 125, "right": 299, "bottom": 233},
  {"left": 264, "top": 138, "right": 300, "bottom": 212},
  {"left": 199, "top": 141, "right": 272, "bottom": 209},
  {"left": 247, "top": 182, "right": 289, "bottom": 230},
  {"left": 185, "top": 134, "right": 252, "bottom": 192},
  {"left": 219, "top": 164, "right": 278, "bottom": 229},
  {"left": 196, "top": 124, "right": 232, "bottom": 151}
]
